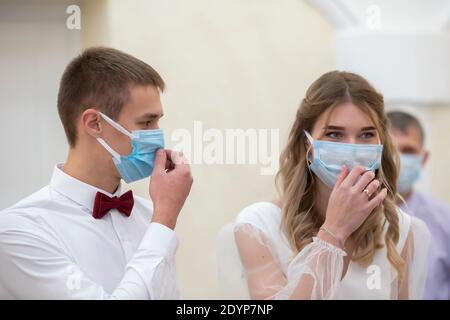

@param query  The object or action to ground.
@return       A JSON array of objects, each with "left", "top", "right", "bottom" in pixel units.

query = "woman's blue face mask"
[
  {"left": 304, "top": 130, "right": 383, "bottom": 189},
  {"left": 97, "top": 112, "right": 165, "bottom": 183}
]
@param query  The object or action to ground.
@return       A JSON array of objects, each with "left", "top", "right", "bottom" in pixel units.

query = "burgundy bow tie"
[{"left": 93, "top": 190, "right": 134, "bottom": 219}]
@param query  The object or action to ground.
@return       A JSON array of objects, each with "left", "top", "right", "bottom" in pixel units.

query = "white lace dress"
[{"left": 217, "top": 202, "right": 430, "bottom": 300}]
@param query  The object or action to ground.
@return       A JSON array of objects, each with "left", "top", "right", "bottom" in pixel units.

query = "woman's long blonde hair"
[{"left": 276, "top": 71, "right": 405, "bottom": 278}]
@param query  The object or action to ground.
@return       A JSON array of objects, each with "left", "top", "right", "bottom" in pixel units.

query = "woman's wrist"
[
  {"left": 317, "top": 230, "right": 344, "bottom": 250},
  {"left": 322, "top": 218, "right": 350, "bottom": 240},
  {"left": 319, "top": 223, "right": 348, "bottom": 249}
]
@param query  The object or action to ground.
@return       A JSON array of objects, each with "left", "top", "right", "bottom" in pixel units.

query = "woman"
[{"left": 217, "top": 71, "right": 430, "bottom": 300}]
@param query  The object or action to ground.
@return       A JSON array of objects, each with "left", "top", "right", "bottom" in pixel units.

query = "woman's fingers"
[
  {"left": 352, "top": 170, "right": 376, "bottom": 192},
  {"left": 366, "top": 188, "right": 388, "bottom": 212},
  {"left": 340, "top": 165, "right": 367, "bottom": 189},
  {"left": 333, "top": 165, "right": 349, "bottom": 190},
  {"left": 362, "top": 179, "right": 380, "bottom": 198}
]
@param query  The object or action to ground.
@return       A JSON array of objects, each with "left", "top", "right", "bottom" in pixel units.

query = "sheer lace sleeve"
[
  {"left": 217, "top": 205, "right": 431, "bottom": 300},
  {"left": 217, "top": 221, "right": 347, "bottom": 300},
  {"left": 394, "top": 216, "right": 431, "bottom": 299}
]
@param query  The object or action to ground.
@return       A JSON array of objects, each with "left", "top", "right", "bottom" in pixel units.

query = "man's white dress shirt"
[{"left": 0, "top": 164, "right": 179, "bottom": 299}]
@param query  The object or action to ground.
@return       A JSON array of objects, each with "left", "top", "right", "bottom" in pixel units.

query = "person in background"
[{"left": 388, "top": 111, "right": 450, "bottom": 300}]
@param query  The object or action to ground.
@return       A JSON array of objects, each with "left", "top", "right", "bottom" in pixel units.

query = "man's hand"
[{"left": 149, "top": 149, "right": 193, "bottom": 229}]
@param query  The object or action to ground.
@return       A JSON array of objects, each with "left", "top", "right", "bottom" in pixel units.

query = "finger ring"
[{"left": 363, "top": 189, "right": 370, "bottom": 198}]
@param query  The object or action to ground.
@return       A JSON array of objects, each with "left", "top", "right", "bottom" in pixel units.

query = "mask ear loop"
[
  {"left": 97, "top": 138, "right": 121, "bottom": 161},
  {"left": 302, "top": 130, "right": 317, "bottom": 193},
  {"left": 303, "top": 130, "right": 314, "bottom": 165},
  {"left": 98, "top": 112, "right": 134, "bottom": 139},
  {"left": 96, "top": 112, "right": 134, "bottom": 161}
]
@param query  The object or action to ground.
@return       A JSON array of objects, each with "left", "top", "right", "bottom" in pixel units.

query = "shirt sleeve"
[{"left": 0, "top": 214, "right": 179, "bottom": 300}]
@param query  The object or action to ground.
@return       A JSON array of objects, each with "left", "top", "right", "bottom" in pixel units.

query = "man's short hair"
[
  {"left": 387, "top": 111, "right": 425, "bottom": 145},
  {"left": 57, "top": 47, "right": 165, "bottom": 147}
]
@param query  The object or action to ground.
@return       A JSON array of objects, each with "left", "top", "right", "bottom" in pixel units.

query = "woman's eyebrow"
[
  {"left": 323, "top": 125, "right": 345, "bottom": 130},
  {"left": 361, "top": 126, "right": 376, "bottom": 131}
]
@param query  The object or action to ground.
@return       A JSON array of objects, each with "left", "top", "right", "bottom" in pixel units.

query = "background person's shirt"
[
  {"left": 0, "top": 164, "right": 179, "bottom": 299},
  {"left": 400, "top": 190, "right": 450, "bottom": 300}
]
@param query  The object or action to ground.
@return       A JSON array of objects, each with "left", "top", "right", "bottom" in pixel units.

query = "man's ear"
[
  {"left": 81, "top": 108, "right": 102, "bottom": 139},
  {"left": 422, "top": 150, "right": 430, "bottom": 167}
]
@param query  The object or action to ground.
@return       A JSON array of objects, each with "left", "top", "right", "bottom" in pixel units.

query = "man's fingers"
[
  {"left": 165, "top": 159, "right": 175, "bottom": 171},
  {"left": 163, "top": 149, "right": 175, "bottom": 171},
  {"left": 162, "top": 149, "right": 191, "bottom": 176},
  {"left": 153, "top": 148, "right": 168, "bottom": 172},
  {"left": 164, "top": 149, "right": 179, "bottom": 163},
  {"left": 168, "top": 150, "right": 190, "bottom": 166},
  {"left": 163, "top": 149, "right": 174, "bottom": 160}
]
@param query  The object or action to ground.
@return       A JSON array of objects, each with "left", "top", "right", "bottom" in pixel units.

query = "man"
[
  {"left": 388, "top": 111, "right": 450, "bottom": 300},
  {"left": 0, "top": 47, "right": 193, "bottom": 299}
]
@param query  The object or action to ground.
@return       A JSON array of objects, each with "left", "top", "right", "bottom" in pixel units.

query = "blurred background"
[{"left": 1, "top": 0, "right": 449, "bottom": 299}]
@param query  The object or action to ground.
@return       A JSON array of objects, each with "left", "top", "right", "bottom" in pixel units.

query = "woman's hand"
[{"left": 321, "top": 165, "right": 387, "bottom": 246}]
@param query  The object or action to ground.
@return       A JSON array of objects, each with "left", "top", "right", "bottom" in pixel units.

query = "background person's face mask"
[
  {"left": 304, "top": 130, "right": 383, "bottom": 189},
  {"left": 397, "top": 153, "right": 423, "bottom": 194},
  {"left": 96, "top": 112, "right": 165, "bottom": 183}
]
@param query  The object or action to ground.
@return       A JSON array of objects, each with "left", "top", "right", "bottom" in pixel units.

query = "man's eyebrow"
[{"left": 138, "top": 113, "right": 164, "bottom": 120}]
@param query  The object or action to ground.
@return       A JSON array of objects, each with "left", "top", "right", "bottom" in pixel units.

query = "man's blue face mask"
[
  {"left": 97, "top": 112, "right": 165, "bottom": 183},
  {"left": 304, "top": 130, "right": 383, "bottom": 189},
  {"left": 397, "top": 153, "right": 423, "bottom": 194}
]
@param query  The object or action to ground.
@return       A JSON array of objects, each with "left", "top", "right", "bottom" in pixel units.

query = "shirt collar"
[{"left": 49, "top": 163, "right": 122, "bottom": 213}]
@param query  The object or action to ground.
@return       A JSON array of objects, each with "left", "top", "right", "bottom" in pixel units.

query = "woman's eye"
[
  {"left": 361, "top": 132, "right": 375, "bottom": 139},
  {"left": 142, "top": 120, "right": 152, "bottom": 127},
  {"left": 325, "top": 131, "right": 342, "bottom": 139}
]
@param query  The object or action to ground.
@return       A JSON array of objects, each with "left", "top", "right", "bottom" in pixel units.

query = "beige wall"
[
  {"left": 427, "top": 105, "right": 450, "bottom": 202},
  {"left": 80, "top": 0, "right": 450, "bottom": 299},
  {"left": 0, "top": 0, "right": 80, "bottom": 210}
]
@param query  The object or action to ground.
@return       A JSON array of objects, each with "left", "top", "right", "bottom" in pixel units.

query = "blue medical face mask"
[
  {"left": 397, "top": 153, "right": 423, "bottom": 194},
  {"left": 97, "top": 112, "right": 165, "bottom": 183},
  {"left": 304, "top": 131, "right": 383, "bottom": 189}
]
